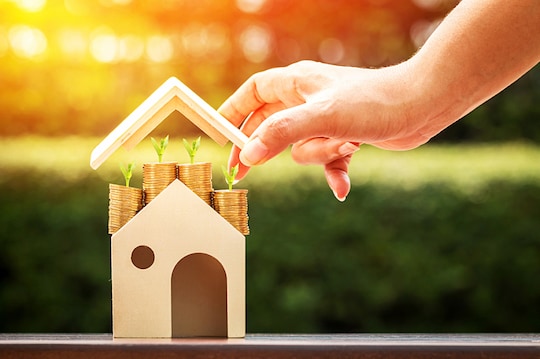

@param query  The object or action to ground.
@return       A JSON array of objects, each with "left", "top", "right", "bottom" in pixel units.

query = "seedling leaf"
[
  {"left": 120, "top": 162, "right": 135, "bottom": 187},
  {"left": 183, "top": 136, "right": 201, "bottom": 164},
  {"left": 222, "top": 164, "right": 239, "bottom": 191},
  {"left": 151, "top": 135, "right": 169, "bottom": 163}
]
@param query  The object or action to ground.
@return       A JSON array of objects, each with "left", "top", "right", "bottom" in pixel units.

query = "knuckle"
[
  {"left": 291, "top": 146, "right": 308, "bottom": 164},
  {"left": 290, "top": 59, "right": 316, "bottom": 70},
  {"left": 265, "top": 116, "right": 292, "bottom": 142}
]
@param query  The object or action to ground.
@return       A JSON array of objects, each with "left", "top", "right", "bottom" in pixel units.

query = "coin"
[
  {"left": 143, "top": 162, "right": 177, "bottom": 205},
  {"left": 213, "top": 189, "right": 249, "bottom": 235},
  {"left": 177, "top": 162, "right": 213, "bottom": 206},
  {"left": 110, "top": 161, "right": 250, "bottom": 236},
  {"left": 108, "top": 184, "right": 143, "bottom": 234}
]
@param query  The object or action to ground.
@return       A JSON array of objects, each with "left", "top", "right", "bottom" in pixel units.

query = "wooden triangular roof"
[{"left": 90, "top": 77, "right": 248, "bottom": 169}]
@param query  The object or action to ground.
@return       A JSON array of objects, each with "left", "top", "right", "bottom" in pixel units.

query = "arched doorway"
[{"left": 171, "top": 253, "right": 228, "bottom": 337}]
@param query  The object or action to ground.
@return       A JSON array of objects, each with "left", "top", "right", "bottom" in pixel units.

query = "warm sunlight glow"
[
  {"left": 181, "top": 24, "right": 207, "bottom": 58},
  {"left": 8, "top": 25, "right": 48, "bottom": 59},
  {"left": 58, "top": 29, "right": 87, "bottom": 60},
  {"left": 318, "top": 38, "right": 345, "bottom": 64},
  {"left": 15, "top": 0, "right": 46, "bottom": 12},
  {"left": 275, "top": 38, "right": 303, "bottom": 64},
  {"left": 146, "top": 35, "right": 173, "bottom": 63},
  {"left": 0, "top": 0, "right": 464, "bottom": 139},
  {"left": 0, "top": 30, "right": 8, "bottom": 57},
  {"left": 99, "top": 0, "right": 132, "bottom": 6},
  {"left": 412, "top": 0, "right": 450, "bottom": 10},
  {"left": 239, "top": 24, "right": 271, "bottom": 63},
  {"left": 235, "top": 0, "right": 266, "bottom": 13},
  {"left": 118, "top": 34, "right": 144, "bottom": 62},
  {"left": 64, "top": 0, "right": 87, "bottom": 15},
  {"left": 180, "top": 23, "right": 231, "bottom": 61},
  {"left": 90, "top": 27, "right": 118, "bottom": 63}
]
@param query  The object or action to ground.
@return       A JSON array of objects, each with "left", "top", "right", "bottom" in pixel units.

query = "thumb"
[{"left": 239, "top": 102, "right": 334, "bottom": 167}]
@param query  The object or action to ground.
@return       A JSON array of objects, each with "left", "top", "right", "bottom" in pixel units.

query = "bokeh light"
[
  {"left": 239, "top": 24, "right": 272, "bottom": 63},
  {"left": 146, "top": 35, "right": 174, "bottom": 63},
  {"left": 57, "top": 28, "right": 87, "bottom": 60},
  {"left": 0, "top": 28, "right": 8, "bottom": 57},
  {"left": 0, "top": 0, "right": 460, "bottom": 136},
  {"left": 318, "top": 38, "right": 345, "bottom": 64},
  {"left": 235, "top": 0, "right": 266, "bottom": 13},
  {"left": 14, "top": 0, "right": 46, "bottom": 12},
  {"left": 90, "top": 26, "right": 118, "bottom": 63},
  {"left": 118, "top": 34, "right": 145, "bottom": 62},
  {"left": 8, "top": 25, "right": 48, "bottom": 59},
  {"left": 99, "top": 0, "right": 132, "bottom": 6}
]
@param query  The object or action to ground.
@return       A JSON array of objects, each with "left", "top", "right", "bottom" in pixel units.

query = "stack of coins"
[
  {"left": 108, "top": 184, "right": 143, "bottom": 234},
  {"left": 143, "top": 162, "right": 177, "bottom": 205},
  {"left": 213, "top": 189, "right": 249, "bottom": 235},
  {"left": 177, "top": 162, "right": 213, "bottom": 206}
]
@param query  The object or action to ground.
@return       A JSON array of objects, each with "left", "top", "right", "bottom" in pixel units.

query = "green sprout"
[
  {"left": 222, "top": 164, "right": 239, "bottom": 191},
  {"left": 183, "top": 136, "right": 201, "bottom": 164},
  {"left": 120, "top": 162, "right": 135, "bottom": 187},
  {"left": 151, "top": 135, "right": 169, "bottom": 163}
]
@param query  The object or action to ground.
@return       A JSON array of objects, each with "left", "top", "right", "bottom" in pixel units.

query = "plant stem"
[{"left": 120, "top": 163, "right": 134, "bottom": 187}]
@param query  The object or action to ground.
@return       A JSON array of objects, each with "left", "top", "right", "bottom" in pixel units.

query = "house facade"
[{"left": 111, "top": 179, "right": 246, "bottom": 338}]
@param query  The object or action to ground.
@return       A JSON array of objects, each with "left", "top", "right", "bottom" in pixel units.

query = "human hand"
[
  {"left": 218, "top": 60, "right": 432, "bottom": 200},
  {"left": 220, "top": 0, "right": 540, "bottom": 200}
]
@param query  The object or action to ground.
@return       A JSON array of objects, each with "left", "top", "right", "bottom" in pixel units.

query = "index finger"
[{"left": 218, "top": 67, "right": 290, "bottom": 127}]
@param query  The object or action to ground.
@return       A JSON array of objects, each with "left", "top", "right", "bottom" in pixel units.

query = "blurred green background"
[{"left": 1, "top": 0, "right": 539, "bottom": 333}]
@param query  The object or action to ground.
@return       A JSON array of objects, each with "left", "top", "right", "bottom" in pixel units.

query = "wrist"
[{"left": 399, "top": 56, "right": 465, "bottom": 140}]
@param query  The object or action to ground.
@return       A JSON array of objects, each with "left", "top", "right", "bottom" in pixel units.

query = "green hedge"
[
  {"left": 247, "top": 180, "right": 540, "bottom": 332},
  {"left": 1, "top": 166, "right": 539, "bottom": 333}
]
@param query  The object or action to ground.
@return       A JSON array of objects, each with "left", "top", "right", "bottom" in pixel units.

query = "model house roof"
[{"left": 90, "top": 77, "right": 248, "bottom": 170}]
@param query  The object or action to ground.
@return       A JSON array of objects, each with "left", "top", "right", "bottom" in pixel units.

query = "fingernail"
[
  {"left": 338, "top": 142, "right": 360, "bottom": 157},
  {"left": 333, "top": 189, "right": 347, "bottom": 202},
  {"left": 240, "top": 137, "right": 269, "bottom": 166}
]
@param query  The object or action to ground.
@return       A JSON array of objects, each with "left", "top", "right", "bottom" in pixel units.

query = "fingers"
[
  {"left": 291, "top": 138, "right": 360, "bottom": 165},
  {"left": 227, "top": 144, "right": 250, "bottom": 182},
  {"left": 218, "top": 67, "right": 298, "bottom": 127},
  {"left": 217, "top": 74, "right": 268, "bottom": 127},
  {"left": 232, "top": 138, "right": 355, "bottom": 202},
  {"left": 239, "top": 101, "right": 337, "bottom": 167},
  {"left": 226, "top": 102, "right": 289, "bottom": 182},
  {"left": 324, "top": 156, "right": 353, "bottom": 202},
  {"left": 240, "top": 102, "right": 289, "bottom": 137},
  {"left": 292, "top": 138, "right": 358, "bottom": 202}
]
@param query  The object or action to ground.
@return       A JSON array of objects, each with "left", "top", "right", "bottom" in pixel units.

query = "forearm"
[{"left": 407, "top": 0, "right": 540, "bottom": 134}]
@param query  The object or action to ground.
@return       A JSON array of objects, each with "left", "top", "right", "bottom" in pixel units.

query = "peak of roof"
[{"left": 90, "top": 76, "right": 248, "bottom": 170}]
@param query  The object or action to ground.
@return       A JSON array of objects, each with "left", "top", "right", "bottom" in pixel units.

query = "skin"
[{"left": 218, "top": 0, "right": 540, "bottom": 201}]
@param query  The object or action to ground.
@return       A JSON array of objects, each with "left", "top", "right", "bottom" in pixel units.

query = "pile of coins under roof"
[
  {"left": 108, "top": 161, "right": 249, "bottom": 236},
  {"left": 108, "top": 184, "right": 143, "bottom": 234},
  {"left": 213, "top": 189, "right": 249, "bottom": 236},
  {"left": 177, "top": 162, "right": 213, "bottom": 207},
  {"left": 142, "top": 162, "right": 177, "bottom": 205}
]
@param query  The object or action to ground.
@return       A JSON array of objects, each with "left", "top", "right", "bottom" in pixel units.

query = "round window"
[{"left": 131, "top": 245, "right": 155, "bottom": 269}]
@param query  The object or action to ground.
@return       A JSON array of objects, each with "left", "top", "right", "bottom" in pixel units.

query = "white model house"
[{"left": 90, "top": 77, "right": 249, "bottom": 338}]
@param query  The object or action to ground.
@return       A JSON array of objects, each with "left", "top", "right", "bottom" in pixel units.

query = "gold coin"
[
  {"left": 177, "top": 162, "right": 213, "bottom": 205},
  {"left": 143, "top": 162, "right": 177, "bottom": 205},
  {"left": 212, "top": 189, "right": 249, "bottom": 235},
  {"left": 108, "top": 184, "right": 144, "bottom": 234}
]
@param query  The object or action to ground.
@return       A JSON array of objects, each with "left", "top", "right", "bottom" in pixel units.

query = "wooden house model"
[{"left": 90, "top": 77, "right": 249, "bottom": 338}]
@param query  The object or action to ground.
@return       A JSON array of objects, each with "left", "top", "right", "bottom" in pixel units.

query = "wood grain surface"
[{"left": 1, "top": 333, "right": 539, "bottom": 359}]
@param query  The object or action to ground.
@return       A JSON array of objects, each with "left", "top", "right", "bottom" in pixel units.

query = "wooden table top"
[{"left": 1, "top": 333, "right": 539, "bottom": 358}]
